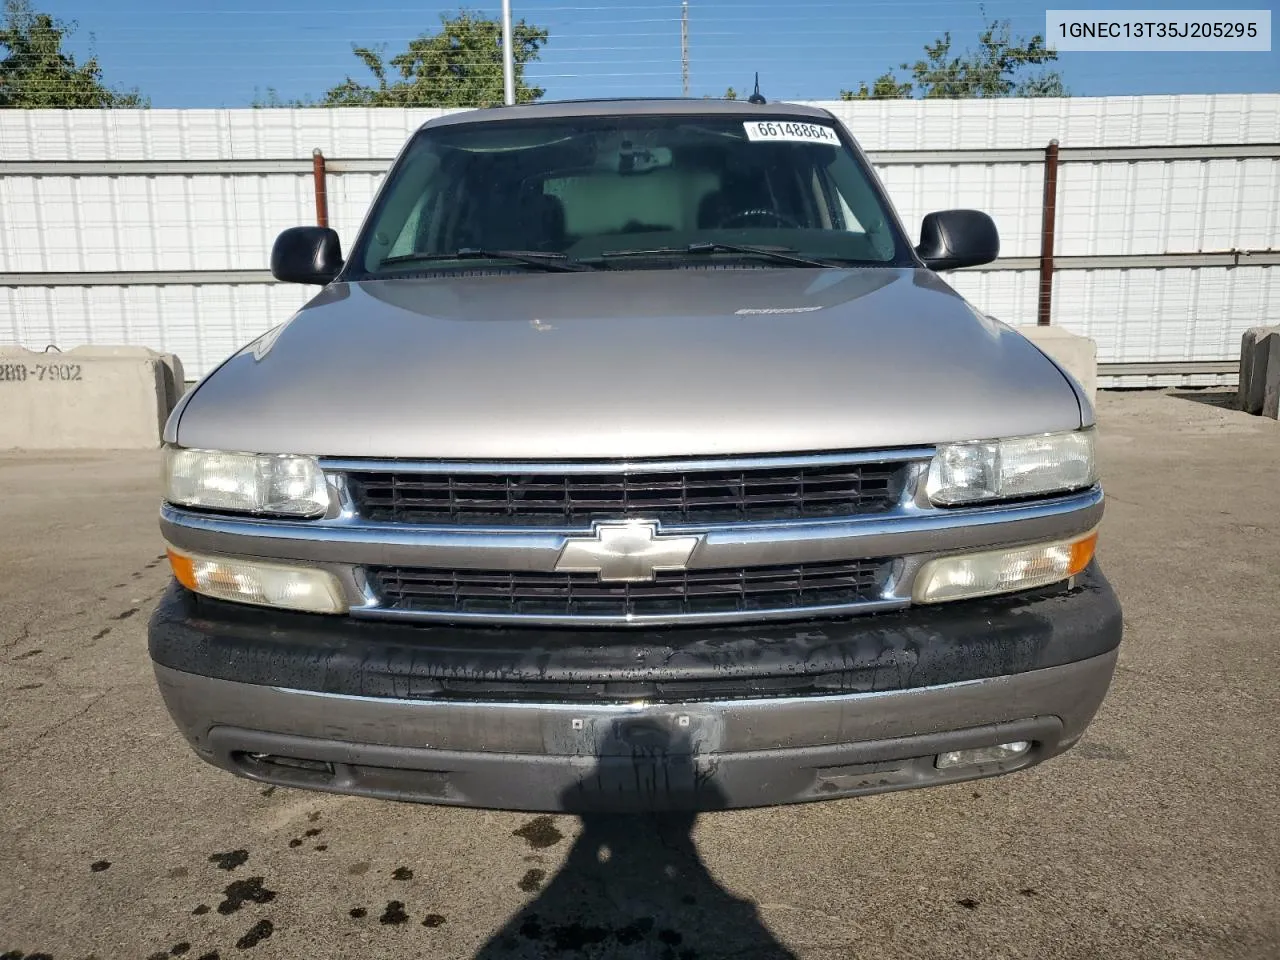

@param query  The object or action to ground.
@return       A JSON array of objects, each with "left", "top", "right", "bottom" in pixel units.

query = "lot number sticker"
[{"left": 743, "top": 121, "right": 841, "bottom": 145}]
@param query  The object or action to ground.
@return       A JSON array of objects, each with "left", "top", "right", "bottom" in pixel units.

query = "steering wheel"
[{"left": 719, "top": 208, "right": 802, "bottom": 229}]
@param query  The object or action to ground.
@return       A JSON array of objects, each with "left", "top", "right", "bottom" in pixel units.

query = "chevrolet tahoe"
[{"left": 149, "top": 98, "right": 1122, "bottom": 811}]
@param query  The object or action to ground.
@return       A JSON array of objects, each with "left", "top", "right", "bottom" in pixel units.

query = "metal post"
[
  {"left": 501, "top": 0, "right": 515, "bottom": 106},
  {"left": 311, "top": 148, "right": 329, "bottom": 228},
  {"left": 1037, "top": 139, "right": 1060, "bottom": 326},
  {"left": 680, "top": 1, "right": 689, "bottom": 97}
]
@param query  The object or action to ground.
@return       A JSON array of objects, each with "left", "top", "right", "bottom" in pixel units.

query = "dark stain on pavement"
[
  {"left": 391, "top": 866, "right": 413, "bottom": 881},
  {"left": 518, "top": 868, "right": 546, "bottom": 892},
  {"left": 195, "top": 953, "right": 219, "bottom": 960},
  {"left": 422, "top": 914, "right": 446, "bottom": 928},
  {"left": 90, "top": 860, "right": 111, "bottom": 872},
  {"left": 235, "top": 919, "right": 274, "bottom": 949},
  {"left": 16, "top": 683, "right": 42, "bottom": 691},
  {"left": 303, "top": 828, "right": 321, "bottom": 837},
  {"left": 379, "top": 901, "right": 409, "bottom": 926},
  {"left": 13, "top": 649, "right": 41, "bottom": 660},
  {"left": 519, "top": 916, "right": 611, "bottom": 951},
  {"left": 957, "top": 898, "right": 980, "bottom": 910},
  {"left": 170, "top": 943, "right": 191, "bottom": 956},
  {"left": 209, "top": 850, "right": 249, "bottom": 871},
  {"left": 513, "top": 816, "right": 563, "bottom": 849},
  {"left": 259, "top": 786, "right": 275, "bottom": 797},
  {"left": 615, "top": 918, "right": 654, "bottom": 945},
  {"left": 287, "top": 839, "right": 302, "bottom": 848},
  {"left": 307, "top": 811, "right": 320, "bottom": 822},
  {"left": 314, "top": 844, "right": 327, "bottom": 852},
  {"left": 111, "top": 608, "right": 139, "bottom": 620},
  {"left": 1019, "top": 887, "right": 1040, "bottom": 897},
  {"left": 192, "top": 904, "right": 210, "bottom": 915},
  {"left": 217, "top": 877, "right": 276, "bottom": 915},
  {"left": 349, "top": 907, "right": 367, "bottom": 919},
  {"left": 92, "top": 627, "right": 111, "bottom": 640}
]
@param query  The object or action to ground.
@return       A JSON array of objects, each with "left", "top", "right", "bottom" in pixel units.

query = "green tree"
[
  {"left": 841, "top": 72, "right": 914, "bottom": 100},
  {"left": 841, "top": 18, "right": 1064, "bottom": 100},
  {"left": 323, "top": 9, "right": 548, "bottom": 107},
  {"left": 0, "top": 0, "right": 145, "bottom": 107},
  {"left": 252, "top": 86, "right": 314, "bottom": 109}
]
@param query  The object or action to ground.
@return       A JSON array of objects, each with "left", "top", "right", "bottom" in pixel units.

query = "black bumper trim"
[{"left": 148, "top": 562, "right": 1121, "bottom": 702}]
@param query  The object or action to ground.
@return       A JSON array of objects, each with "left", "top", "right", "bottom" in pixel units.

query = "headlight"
[
  {"left": 913, "top": 530, "right": 1097, "bottom": 604},
  {"left": 926, "top": 428, "right": 1096, "bottom": 506},
  {"left": 165, "top": 448, "right": 329, "bottom": 517},
  {"left": 166, "top": 547, "right": 347, "bottom": 614}
]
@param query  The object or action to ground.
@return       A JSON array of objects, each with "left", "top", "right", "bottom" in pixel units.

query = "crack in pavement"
[
  {"left": 10, "top": 692, "right": 111, "bottom": 758},
  {"left": 2, "top": 618, "right": 34, "bottom": 654}
]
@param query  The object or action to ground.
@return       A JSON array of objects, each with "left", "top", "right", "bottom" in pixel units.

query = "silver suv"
[{"left": 150, "top": 99, "right": 1120, "bottom": 811}]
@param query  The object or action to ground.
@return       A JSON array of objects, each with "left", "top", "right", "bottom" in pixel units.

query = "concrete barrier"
[
  {"left": 1263, "top": 333, "right": 1280, "bottom": 420},
  {"left": 1017, "top": 326, "right": 1097, "bottom": 402},
  {"left": 1238, "top": 326, "right": 1277, "bottom": 415},
  {"left": 0, "top": 345, "right": 183, "bottom": 450}
]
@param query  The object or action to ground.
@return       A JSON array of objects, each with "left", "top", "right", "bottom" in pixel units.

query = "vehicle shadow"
[
  {"left": 473, "top": 721, "right": 796, "bottom": 959},
  {"left": 1169, "top": 389, "right": 1238, "bottom": 409}
]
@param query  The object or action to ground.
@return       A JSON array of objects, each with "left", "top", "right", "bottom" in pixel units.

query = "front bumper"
[{"left": 150, "top": 564, "right": 1122, "bottom": 811}]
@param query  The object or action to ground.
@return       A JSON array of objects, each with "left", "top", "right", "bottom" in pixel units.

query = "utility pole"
[
  {"left": 680, "top": 1, "right": 689, "bottom": 97},
  {"left": 501, "top": 0, "right": 515, "bottom": 105}
]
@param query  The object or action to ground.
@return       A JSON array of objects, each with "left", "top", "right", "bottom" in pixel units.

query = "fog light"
[
  {"left": 935, "top": 741, "right": 1032, "bottom": 770},
  {"left": 166, "top": 546, "right": 347, "bottom": 614},
  {"left": 913, "top": 530, "right": 1097, "bottom": 604}
]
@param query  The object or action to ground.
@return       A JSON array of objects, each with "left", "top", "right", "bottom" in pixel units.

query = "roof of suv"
[{"left": 419, "top": 97, "right": 835, "bottom": 130}]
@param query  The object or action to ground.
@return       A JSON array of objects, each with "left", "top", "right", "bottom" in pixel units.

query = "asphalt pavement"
[{"left": 2, "top": 390, "right": 1278, "bottom": 960}]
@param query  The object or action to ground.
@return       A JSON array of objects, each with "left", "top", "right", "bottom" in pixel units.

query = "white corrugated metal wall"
[{"left": 1, "top": 95, "right": 1277, "bottom": 383}]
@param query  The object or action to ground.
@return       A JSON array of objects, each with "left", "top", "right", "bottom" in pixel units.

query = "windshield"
[{"left": 346, "top": 113, "right": 912, "bottom": 277}]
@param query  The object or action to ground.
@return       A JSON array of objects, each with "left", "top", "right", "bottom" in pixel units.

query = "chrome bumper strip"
[{"left": 160, "top": 486, "right": 1104, "bottom": 572}]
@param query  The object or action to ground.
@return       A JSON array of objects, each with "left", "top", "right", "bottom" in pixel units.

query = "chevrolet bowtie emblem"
[{"left": 555, "top": 521, "right": 702, "bottom": 582}]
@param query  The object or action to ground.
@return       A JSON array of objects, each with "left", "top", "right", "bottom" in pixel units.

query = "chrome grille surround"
[
  {"left": 158, "top": 449, "right": 1106, "bottom": 627},
  {"left": 344, "top": 459, "right": 908, "bottom": 526}
]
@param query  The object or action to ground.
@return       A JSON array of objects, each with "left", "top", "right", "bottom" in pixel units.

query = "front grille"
[
  {"left": 369, "top": 559, "right": 892, "bottom": 620},
  {"left": 346, "top": 461, "right": 908, "bottom": 526}
]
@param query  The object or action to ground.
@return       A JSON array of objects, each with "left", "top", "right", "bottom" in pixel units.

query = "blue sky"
[{"left": 43, "top": 0, "right": 1280, "bottom": 107}]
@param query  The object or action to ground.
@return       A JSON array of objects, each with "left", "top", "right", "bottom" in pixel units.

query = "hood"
[{"left": 174, "top": 268, "right": 1082, "bottom": 459}]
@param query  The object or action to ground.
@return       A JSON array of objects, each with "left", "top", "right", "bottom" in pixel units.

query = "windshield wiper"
[
  {"left": 594, "top": 242, "right": 837, "bottom": 269},
  {"left": 379, "top": 249, "right": 593, "bottom": 272}
]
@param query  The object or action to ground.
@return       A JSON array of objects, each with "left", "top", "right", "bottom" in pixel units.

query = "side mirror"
[
  {"left": 916, "top": 210, "right": 999, "bottom": 271},
  {"left": 270, "top": 226, "right": 343, "bottom": 284}
]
